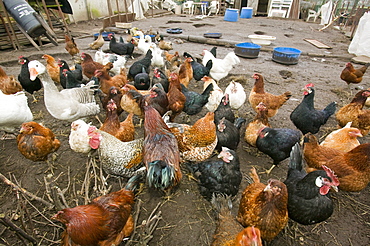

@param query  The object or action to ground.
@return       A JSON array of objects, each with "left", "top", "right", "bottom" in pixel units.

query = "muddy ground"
[{"left": 0, "top": 13, "right": 369, "bottom": 246}]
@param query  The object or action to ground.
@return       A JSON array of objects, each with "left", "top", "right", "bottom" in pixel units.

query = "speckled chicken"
[{"left": 167, "top": 112, "right": 217, "bottom": 162}]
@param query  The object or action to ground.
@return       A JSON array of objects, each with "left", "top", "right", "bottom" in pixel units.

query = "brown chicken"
[
  {"left": 120, "top": 84, "right": 147, "bottom": 118},
  {"left": 244, "top": 102, "right": 271, "bottom": 147},
  {"left": 17, "top": 121, "right": 60, "bottom": 162},
  {"left": 94, "top": 66, "right": 127, "bottom": 95},
  {"left": 64, "top": 34, "right": 80, "bottom": 57},
  {"left": 237, "top": 167, "right": 288, "bottom": 242},
  {"left": 42, "top": 54, "right": 60, "bottom": 83},
  {"left": 178, "top": 56, "right": 193, "bottom": 88},
  {"left": 249, "top": 73, "right": 292, "bottom": 118},
  {"left": 164, "top": 51, "right": 179, "bottom": 62},
  {"left": 340, "top": 62, "right": 369, "bottom": 87},
  {"left": 168, "top": 112, "right": 217, "bottom": 162},
  {"left": 99, "top": 86, "right": 124, "bottom": 116},
  {"left": 52, "top": 179, "right": 136, "bottom": 246},
  {"left": 143, "top": 84, "right": 169, "bottom": 116},
  {"left": 81, "top": 52, "right": 104, "bottom": 79},
  {"left": 167, "top": 72, "right": 186, "bottom": 122},
  {"left": 164, "top": 51, "right": 181, "bottom": 72},
  {"left": 0, "top": 66, "right": 23, "bottom": 95},
  {"left": 320, "top": 122, "right": 362, "bottom": 152},
  {"left": 143, "top": 104, "right": 182, "bottom": 192},
  {"left": 336, "top": 89, "right": 370, "bottom": 135},
  {"left": 100, "top": 99, "right": 135, "bottom": 142},
  {"left": 210, "top": 194, "right": 262, "bottom": 246}
]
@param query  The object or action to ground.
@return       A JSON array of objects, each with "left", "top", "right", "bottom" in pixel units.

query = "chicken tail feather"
[
  {"left": 125, "top": 169, "right": 145, "bottom": 192},
  {"left": 288, "top": 142, "right": 303, "bottom": 172},
  {"left": 323, "top": 101, "right": 337, "bottom": 118},
  {"left": 234, "top": 117, "right": 246, "bottom": 130},
  {"left": 147, "top": 160, "right": 175, "bottom": 190}
]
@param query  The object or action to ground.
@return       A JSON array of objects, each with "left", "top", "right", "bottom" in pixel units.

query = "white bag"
[{"left": 348, "top": 12, "right": 370, "bottom": 57}]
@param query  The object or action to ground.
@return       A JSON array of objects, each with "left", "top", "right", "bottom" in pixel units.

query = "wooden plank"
[{"left": 304, "top": 38, "right": 332, "bottom": 49}]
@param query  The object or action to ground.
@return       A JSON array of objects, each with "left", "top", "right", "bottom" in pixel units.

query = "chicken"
[
  {"left": 0, "top": 90, "right": 33, "bottom": 134},
  {"left": 128, "top": 49, "right": 152, "bottom": 80},
  {"left": 284, "top": 143, "right": 339, "bottom": 225},
  {"left": 303, "top": 133, "right": 370, "bottom": 192},
  {"left": 183, "top": 52, "right": 212, "bottom": 81},
  {"left": 136, "top": 31, "right": 155, "bottom": 54},
  {"left": 150, "top": 45, "right": 165, "bottom": 68},
  {"left": 134, "top": 67, "right": 150, "bottom": 90},
  {"left": 94, "top": 49, "right": 127, "bottom": 76},
  {"left": 224, "top": 79, "right": 247, "bottom": 112},
  {"left": 157, "top": 35, "right": 173, "bottom": 50},
  {"left": 214, "top": 94, "right": 235, "bottom": 124},
  {"left": 69, "top": 119, "right": 92, "bottom": 154},
  {"left": 202, "top": 49, "right": 240, "bottom": 81},
  {"left": 249, "top": 73, "right": 291, "bottom": 118},
  {"left": 41, "top": 54, "right": 60, "bottom": 83},
  {"left": 18, "top": 56, "right": 42, "bottom": 102},
  {"left": 100, "top": 99, "right": 135, "bottom": 142},
  {"left": 216, "top": 117, "right": 245, "bottom": 151},
  {"left": 320, "top": 122, "right": 362, "bottom": 152},
  {"left": 62, "top": 69, "right": 85, "bottom": 89},
  {"left": 178, "top": 56, "right": 193, "bottom": 88},
  {"left": 201, "top": 76, "right": 224, "bottom": 112},
  {"left": 290, "top": 83, "right": 336, "bottom": 134},
  {"left": 167, "top": 72, "right": 186, "bottom": 122},
  {"left": 143, "top": 104, "right": 182, "bottom": 192},
  {"left": 237, "top": 167, "right": 288, "bottom": 242},
  {"left": 181, "top": 82, "right": 213, "bottom": 116},
  {"left": 28, "top": 60, "right": 100, "bottom": 121},
  {"left": 335, "top": 89, "right": 370, "bottom": 136},
  {"left": 210, "top": 194, "right": 262, "bottom": 246},
  {"left": 89, "top": 29, "right": 105, "bottom": 50},
  {"left": 64, "top": 34, "right": 80, "bottom": 57},
  {"left": 164, "top": 51, "right": 181, "bottom": 72},
  {"left": 0, "top": 66, "right": 23, "bottom": 95},
  {"left": 167, "top": 112, "right": 217, "bottom": 162},
  {"left": 340, "top": 62, "right": 370, "bottom": 87},
  {"left": 143, "top": 83, "right": 169, "bottom": 116},
  {"left": 58, "top": 59, "right": 83, "bottom": 89},
  {"left": 120, "top": 84, "right": 145, "bottom": 117},
  {"left": 152, "top": 67, "right": 169, "bottom": 92},
  {"left": 188, "top": 147, "right": 242, "bottom": 201},
  {"left": 94, "top": 66, "right": 127, "bottom": 95},
  {"left": 256, "top": 126, "right": 302, "bottom": 174},
  {"left": 81, "top": 52, "right": 104, "bottom": 79},
  {"left": 244, "top": 102, "right": 271, "bottom": 147},
  {"left": 108, "top": 34, "right": 135, "bottom": 58},
  {"left": 17, "top": 121, "right": 60, "bottom": 162},
  {"left": 52, "top": 175, "right": 138, "bottom": 246},
  {"left": 99, "top": 86, "right": 124, "bottom": 116},
  {"left": 164, "top": 51, "right": 179, "bottom": 63}
]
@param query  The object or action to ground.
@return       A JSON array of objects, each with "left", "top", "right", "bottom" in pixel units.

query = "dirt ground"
[{"left": 0, "top": 13, "right": 369, "bottom": 246}]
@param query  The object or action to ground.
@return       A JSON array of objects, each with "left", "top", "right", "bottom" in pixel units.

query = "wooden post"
[
  {"left": 115, "top": 0, "right": 122, "bottom": 22},
  {"left": 54, "top": 0, "right": 70, "bottom": 34},
  {"left": 0, "top": 0, "right": 21, "bottom": 49},
  {"left": 107, "top": 0, "right": 113, "bottom": 26},
  {"left": 123, "top": 0, "right": 129, "bottom": 22},
  {"left": 0, "top": 13, "right": 17, "bottom": 50},
  {"left": 41, "top": 0, "right": 54, "bottom": 32}
]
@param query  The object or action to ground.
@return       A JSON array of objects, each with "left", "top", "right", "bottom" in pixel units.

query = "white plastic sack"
[
  {"left": 128, "top": 0, "right": 149, "bottom": 20},
  {"left": 319, "top": 0, "right": 333, "bottom": 25},
  {"left": 348, "top": 12, "right": 370, "bottom": 57}
]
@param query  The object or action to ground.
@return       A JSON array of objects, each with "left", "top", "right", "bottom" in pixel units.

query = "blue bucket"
[
  {"left": 224, "top": 8, "right": 239, "bottom": 22},
  {"left": 240, "top": 7, "right": 253, "bottom": 18},
  {"left": 272, "top": 47, "right": 302, "bottom": 65},
  {"left": 234, "top": 42, "right": 261, "bottom": 58}
]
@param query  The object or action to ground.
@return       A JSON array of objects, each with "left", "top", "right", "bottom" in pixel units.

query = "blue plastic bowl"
[
  {"left": 93, "top": 32, "right": 115, "bottom": 41},
  {"left": 272, "top": 47, "right": 302, "bottom": 65},
  {"left": 234, "top": 42, "right": 261, "bottom": 58},
  {"left": 166, "top": 28, "right": 183, "bottom": 34}
]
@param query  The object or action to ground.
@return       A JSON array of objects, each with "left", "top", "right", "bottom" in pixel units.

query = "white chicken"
[
  {"left": 202, "top": 49, "right": 240, "bottom": 81},
  {"left": 69, "top": 119, "right": 92, "bottom": 153},
  {"left": 94, "top": 49, "right": 126, "bottom": 76},
  {"left": 0, "top": 90, "right": 33, "bottom": 134},
  {"left": 136, "top": 31, "right": 155, "bottom": 54},
  {"left": 150, "top": 45, "right": 165, "bottom": 68},
  {"left": 224, "top": 80, "right": 247, "bottom": 111},
  {"left": 28, "top": 60, "right": 100, "bottom": 122},
  {"left": 201, "top": 76, "right": 224, "bottom": 112}
]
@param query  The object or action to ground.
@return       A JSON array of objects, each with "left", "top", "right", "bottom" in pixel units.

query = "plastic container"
[
  {"left": 248, "top": 34, "right": 276, "bottom": 45},
  {"left": 240, "top": 7, "right": 253, "bottom": 18},
  {"left": 204, "top": 33, "right": 222, "bottom": 38},
  {"left": 3, "top": 0, "right": 45, "bottom": 38},
  {"left": 272, "top": 47, "right": 302, "bottom": 65},
  {"left": 224, "top": 8, "right": 239, "bottom": 22},
  {"left": 234, "top": 42, "right": 261, "bottom": 58},
  {"left": 166, "top": 28, "right": 183, "bottom": 34}
]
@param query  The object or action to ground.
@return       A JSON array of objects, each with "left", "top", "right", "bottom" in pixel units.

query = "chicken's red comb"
[
  {"left": 322, "top": 165, "right": 340, "bottom": 186},
  {"left": 18, "top": 55, "right": 24, "bottom": 59},
  {"left": 305, "top": 83, "right": 314, "bottom": 88}
]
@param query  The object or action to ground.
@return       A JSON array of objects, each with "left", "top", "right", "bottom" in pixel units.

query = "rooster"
[{"left": 249, "top": 73, "right": 291, "bottom": 118}]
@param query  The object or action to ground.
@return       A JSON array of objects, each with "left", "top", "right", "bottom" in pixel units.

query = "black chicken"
[
  {"left": 58, "top": 59, "right": 83, "bottom": 89},
  {"left": 128, "top": 49, "right": 152, "bottom": 81},
  {"left": 256, "top": 126, "right": 302, "bottom": 174},
  {"left": 108, "top": 34, "right": 135, "bottom": 59},
  {"left": 183, "top": 52, "right": 213, "bottom": 81},
  {"left": 187, "top": 147, "right": 242, "bottom": 201},
  {"left": 214, "top": 94, "right": 235, "bottom": 124},
  {"left": 18, "top": 56, "right": 42, "bottom": 102},
  {"left": 62, "top": 69, "right": 85, "bottom": 89},
  {"left": 152, "top": 67, "right": 169, "bottom": 93},
  {"left": 290, "top": 83, "right": 337, "bottom": 134},
  {"left": 284, "top": 143, "right": 339, "bottom": 225},
  {"left": 143, "top": 83, "right": 169, "bottom": 116},
  {"left": 216, "top": 117, "right": 246, "bottom": 151},
  {"left": 134, "top": 67, "right": 150, "bottom": 90},
  {"left": 181, "top": 83, "right": 213, "bottom": 116}
]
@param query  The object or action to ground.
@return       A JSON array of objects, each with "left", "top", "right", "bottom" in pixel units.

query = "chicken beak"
[
  {"left": 29, "top": 67, "right": 38, "bottom": 81},
  {"left": 331, "top": 185, "right": 339, "bottom": 192}
]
